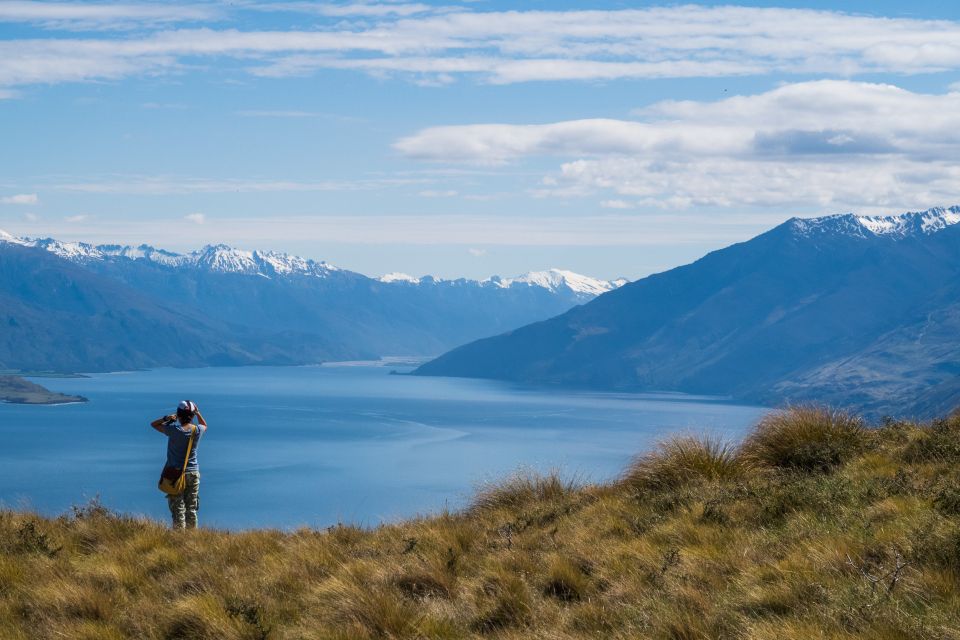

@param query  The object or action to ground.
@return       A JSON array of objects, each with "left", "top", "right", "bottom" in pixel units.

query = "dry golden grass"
[{"left": 1, "top": 407, "right": 960, "bottom": 639}]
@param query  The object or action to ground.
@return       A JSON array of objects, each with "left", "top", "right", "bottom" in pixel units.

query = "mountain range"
[
  {"left": 415, "top": 207, "right": 960, "bottom": 419},
  {"left": 0, "top": 231, "right": 623, "bottom": 373}
]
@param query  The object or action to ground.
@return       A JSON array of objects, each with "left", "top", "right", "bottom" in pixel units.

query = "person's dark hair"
[{"left": 176, "top": 400, "right": 197, "bottom": 423}]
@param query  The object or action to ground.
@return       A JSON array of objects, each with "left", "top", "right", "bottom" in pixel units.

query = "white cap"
[{"left": 178, "top": 400, "right": 198, "bottom": 414}]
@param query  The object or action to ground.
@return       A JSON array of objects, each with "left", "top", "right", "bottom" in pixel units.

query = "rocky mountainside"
[{"left": 415, "top": 207, "right": 960, "bottom": 419}]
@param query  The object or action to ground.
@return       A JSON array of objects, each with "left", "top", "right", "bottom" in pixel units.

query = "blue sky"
[{"left": 2, "top": 1, "right": 960, "bottom": 279}]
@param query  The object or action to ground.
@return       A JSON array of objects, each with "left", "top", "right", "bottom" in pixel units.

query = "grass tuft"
[
  {"left": 623, "top": 435, "right": 745, "bottom": 490},
  {"left": 541, "top": 555, "right": 592, "bottom": 602},
  {"left": 740, "top": 406, "right": 868, "bottom": 472},
  {"left": 472, "top": 571, "right": 533, "bottom": 632},
  {"left": 470, "top": 469, "right": 581, "bottom": 513}
]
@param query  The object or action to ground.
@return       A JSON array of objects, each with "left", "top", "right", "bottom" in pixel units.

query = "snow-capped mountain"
[
  {"left": 0, "top": 232, "right": 620, "bottom": 296},
  {"left": 488, "top": 269, "right": 625, "bottom": 298},
  {"left": 788, "top": 206, "right": 960, "bottom": 239},
  {"left": 379, "top": 268, "right": 626, "bottom": 299},
  {"left": 0, "top": 236, "right": 340, "bottom": 279},
  {"left": 0, "top": 231, "right": 621, "bottom": 373},
  {"left": 416, "top": 205, "right": 960, "bottom": 420}
]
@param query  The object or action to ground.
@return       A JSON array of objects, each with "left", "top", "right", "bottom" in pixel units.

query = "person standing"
[{"left": 151, "top": 400, "right": 207, "bottom": 529}]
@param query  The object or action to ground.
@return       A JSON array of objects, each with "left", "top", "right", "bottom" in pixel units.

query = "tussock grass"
[
  {"left": 470, "top": 469, "right": 581, "bottom": 513},
  {"left": 623, "top": 435, "right": 747, "bottom": 490},
  {"left": 2, "top": 408, "right": 960, "bottom": 639},
  {"left": 741, "top": 406, "right": 869, "bottom": 472}
]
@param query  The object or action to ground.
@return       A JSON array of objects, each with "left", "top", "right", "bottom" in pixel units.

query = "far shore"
[{"left": 0, "top": 375, "right": 88, "bottom": 406}]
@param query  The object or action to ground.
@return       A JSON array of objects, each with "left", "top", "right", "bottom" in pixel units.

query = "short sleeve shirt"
[{"left": 164, "top": 422, "right": 206, "bottom": 472}]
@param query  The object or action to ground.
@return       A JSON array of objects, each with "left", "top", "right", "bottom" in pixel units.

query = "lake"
[{"left": 0, "top": 363, "right": 767, "bottom": 529}]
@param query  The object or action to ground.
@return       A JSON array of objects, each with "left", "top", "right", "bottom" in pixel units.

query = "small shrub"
[
  {"left": 741, "top": 406, "right": 867, "bottom": 473},
  {"left": 623, "top": 435, "right": 745, "bottom": 490},
  {"left": 70, "top": 497, "right": 114, "bottom": 521},
  {"left": 12, "top": 520, "right": 60, "bottom": 557}
]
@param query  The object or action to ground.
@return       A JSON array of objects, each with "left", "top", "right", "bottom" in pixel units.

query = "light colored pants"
[{"left": 167, "top": 471, "right": 200, "bottom": 529}]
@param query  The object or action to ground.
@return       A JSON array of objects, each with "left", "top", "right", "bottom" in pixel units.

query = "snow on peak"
[
  {"left": 7, "top": 230, "right": 619, "bottom": 299},
  {"left": 29, "top": 237, "right": 104, "bottom": 260},
  {"left": 493, "top": 268, "right": 625, "bottom": 297},
  {"left": 790, "top": 206, "right": 960, "bottom": 240},
  {"left": 0, "top": 229, "right": 24, "bottom": 244},
  {"left": 13, "top": 234, "right": 339, "bottom": 279},
  {"left": 379, "top": 272, "right": 420, "bottom": 284},
  {"left": 194, "top": 244, "right": 258, "bottom": 273},
  {"left": 189, "top": 244, "right": 337, "bottom": 277}
]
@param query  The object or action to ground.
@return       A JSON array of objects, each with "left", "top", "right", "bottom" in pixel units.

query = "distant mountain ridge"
[
  {"left": 379, "top": 268, "right": 624, "bottom": 301},
  {"left": 0, "top": 232, "right": 623, "bottom": 373},
  {"left": 0, "top": 231, "right": 623, "bottom": 296},
  {"left": 415, "top": 206, "right": 960, "bottom": 419},
  {"left": 790, "top": 206, "right": 960, "bottom": 239}
]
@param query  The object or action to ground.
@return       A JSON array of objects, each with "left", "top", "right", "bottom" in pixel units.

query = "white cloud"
[
  {"left": 236, "top": 109, "right": 320, "bottom": 118},
  {"left": 396, "top": 81, "right": 960, "bottom": 212},
  {"left": 468, "top": 247, "right": 487, "bottom": 256},
  {"left": 54, "top": 176, "right": 426, "bottom": 195},
  {"left": 5, "top": 7, "right": 960, "bottom": 88},
  {"left": 1, "top": 193, "right": 39, "bottom": 205},
  {"left": 257, "top": 2, "right": 436, "bottom": 18},
  {"left": 0, "top": 1, "right": 219, "bottom": 30},
  {"left": 601, "top": 200, "right": 633, "bottom": 209},
  {"left": 418, "top": 189, "right": 458, "bottom": 197},
  {"left": 64, "top": 214, "right": 88, "bottom": 222},
  {"left": 184, "top": 212, "right": 205, "bottom": 224}
]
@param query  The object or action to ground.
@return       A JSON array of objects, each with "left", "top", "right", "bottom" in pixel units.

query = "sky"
[{"left": 2, "top": 1, "right": 960, "bottom": 280}]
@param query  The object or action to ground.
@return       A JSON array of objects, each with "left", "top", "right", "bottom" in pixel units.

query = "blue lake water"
[{"left": 0, "top": 364, "right": 767, "bottom": 529}]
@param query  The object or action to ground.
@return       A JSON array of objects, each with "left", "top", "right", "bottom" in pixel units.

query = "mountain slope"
[
  {"left": 0, "top": 242, "right": 324, "bottom": 372},
  {"left": 415, "top": 207, "right": 960, "bottom": 418}
]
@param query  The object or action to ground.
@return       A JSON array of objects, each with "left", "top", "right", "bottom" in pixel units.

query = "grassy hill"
[{"left": 2, "top": 407, "right": 959, "bottom": 639}]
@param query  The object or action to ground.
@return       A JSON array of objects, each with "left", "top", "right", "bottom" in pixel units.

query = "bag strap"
[{"left": 180, "top": 424, "right": 197, "bottom": 472}]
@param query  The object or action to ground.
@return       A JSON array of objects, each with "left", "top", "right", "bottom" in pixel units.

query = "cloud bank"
[
  {"left": 4, "top": 6, "right": 960, "bottom": 88},
  {"left": 396, "top": 81, "right": 960, "bottom": 211}
]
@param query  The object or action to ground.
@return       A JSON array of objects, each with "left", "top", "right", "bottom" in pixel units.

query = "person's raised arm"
[
  {"left": 151, "top": 414, "right": 175, "bottom": 434},
  {"left": 195, "top": 410, "right": 207, "bottom": 428}
]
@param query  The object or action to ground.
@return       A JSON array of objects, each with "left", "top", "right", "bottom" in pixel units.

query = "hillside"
[
  {"left": 415, "top": 207, "right": 960, "bottom": 419},
  {"left": 2, "top": 407, "right": 959, "bottom": 639}
]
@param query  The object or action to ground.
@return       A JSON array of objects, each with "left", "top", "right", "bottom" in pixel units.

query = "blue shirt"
[{"left": 164, "top": 422, "right": 206, "bottom": 472}]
